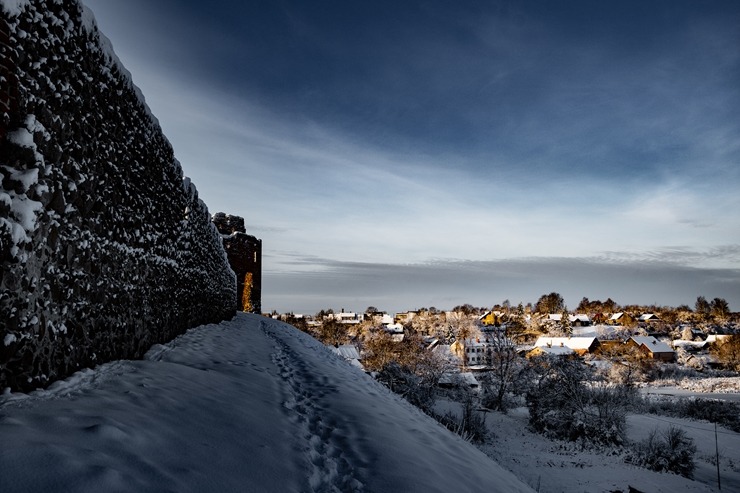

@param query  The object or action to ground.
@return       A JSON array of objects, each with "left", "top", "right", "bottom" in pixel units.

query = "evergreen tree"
[
  {"left": 710, "top": 298, "right": 730, "bottom": 321},
  {"left": 695, "top": 296, "right": 710, "bottom": 321},
  {"left": 516, "top": 303, "right": 525, "bottom": 317},
  {"left": 560, "top": 308, "right": 572, "bottom": 336},
  {"left": 535, "top": 292, "right": 565, "bottom": 314}
]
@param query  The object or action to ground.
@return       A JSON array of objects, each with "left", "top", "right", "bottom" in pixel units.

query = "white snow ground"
[
  {"left": 477, "top": 407, "right": 739, "bottom": 493},
  {"left": 431, "top": 398, "right": 739, "bottom": 493},
  {"left": 0, "top": 314, "right": 533, "bottom": 492}
]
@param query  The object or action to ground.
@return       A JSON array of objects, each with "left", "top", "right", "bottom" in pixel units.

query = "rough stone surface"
[
  {"left": 0, "top": 0, "right": 236, "bottom": 392},
  {"left": 213, "top": 212, "right": 262, "bottom": 314}
]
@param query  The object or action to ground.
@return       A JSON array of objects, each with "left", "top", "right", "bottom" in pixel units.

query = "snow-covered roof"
[
  {"left": 705, "top": 334, "right": 733, "bottom": 344},
  {"left": 432, "top": 344, "right": 455, "bottom": 360},
  {"left": 439, "top": 372, "right": 479, "bottom": 387},
  {"left": 548, "top": 314, "right": 591, "bottom": 323},
  {"left": 638, "top": 314, "right": 660, "bottom": 321},
  {"left": 630, "top": 336, "right": 674, "bottom": 354},
  {"left": 479, "top": 310, "right": 504, "bottom": 320},
  {"left": 385, "top": 323, "right": 404, "bottom": 333},
  {"left": 609, "top": 312, "right": 624, "bottom": 320},
  {"left": 672, "top": 340, "right": 706, "bottom": 350},
  {"left": 531, "top": 345, "right": 574, "bottom": 356},
  {"left": 534, "top": 337, "right": 598, "bottom": 351},
  {"left": 330, "top": 344, "right": 361, "bottom": 360}
]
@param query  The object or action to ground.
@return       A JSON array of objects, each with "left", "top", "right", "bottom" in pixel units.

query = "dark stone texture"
[
  {"left": 0, "top": 0, "right": 237, "bottom": 392},
  {"left": 213, "top": 212, "right": 262, "bottom": 314}
]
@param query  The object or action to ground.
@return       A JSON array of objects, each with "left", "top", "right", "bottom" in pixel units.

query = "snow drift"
[{"left": 0, "top": 314, "right": 533, "bottom": 492}]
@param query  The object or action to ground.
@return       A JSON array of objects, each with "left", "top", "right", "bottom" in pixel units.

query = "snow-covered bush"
[
  {"left": 626, "top": 426, "right": 696, "bottom": 478},
  {"left": 524, "top": 356, "right": 629, "bottom": 446},
  {"left": 479, "top": 372, "right": 521, "bottom": 412},
  {"left": 637, "top": 396, "right": 740, "bottom": 433},
  {"left": 368, "top": 331, "right": 447, "bottom": 414},
  {"left": 376, "top": 361, "right": 437, "bottom": 413},
  {"left": 435, "top": 392, "right": 488, "bottom": 444}
]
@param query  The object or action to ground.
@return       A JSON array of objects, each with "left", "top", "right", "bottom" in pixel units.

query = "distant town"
[
  {"left": 264, "top": 294, "right": 738, "bottom": 483},
  {"left": 269, "top": 294, "right": 737, "bottom": 378}
]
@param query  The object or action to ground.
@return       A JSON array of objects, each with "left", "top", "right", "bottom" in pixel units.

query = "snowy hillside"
[{"left": 0, "top": 314, "right": 533, "bottom": 492}]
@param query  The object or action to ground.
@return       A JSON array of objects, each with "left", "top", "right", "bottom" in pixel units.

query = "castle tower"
[{"left": 212, "top": 212, "right": 262, "bottom": 313}]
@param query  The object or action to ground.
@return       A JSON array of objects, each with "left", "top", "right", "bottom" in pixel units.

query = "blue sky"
[{"left": 84, "top": 0, "right": 740, "bottom": 314}]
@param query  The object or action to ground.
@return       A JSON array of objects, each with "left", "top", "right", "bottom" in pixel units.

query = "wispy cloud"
[
  {"left": 84, "top": 0, "right": 740, "bottom": 313},
  {"left": 597, "top": 245, "right": 740, "bottom": 267}
]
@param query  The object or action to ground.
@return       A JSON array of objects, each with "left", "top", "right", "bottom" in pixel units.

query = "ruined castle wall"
[
  {"left": 213, "top": 212, "right": 262, "bottom": 314},
  {"left": 0, "top": 0, "right": 237, "bottom": 391}
]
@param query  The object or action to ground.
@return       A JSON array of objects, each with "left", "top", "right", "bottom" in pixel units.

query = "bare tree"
[
  {"left": 599, "top": 342, "right": 655, "bottom": 386},
  {"left": 447, "top": 311, "right": 476, "bottom": 368},
  {"left": 365, "top": 331, "right": 447, "bottom": 413},
  {"left": 525, "top": 356, "right": 628, "bottom": 446},
  {"left": 712, "top": 336, "right": 740, "bottom": 370},
  {"left": 480, "top": 328, "right": 523, "bottom": 412},
  {"left": 317, "top": 318, "right": 347, "bottom": 347}
]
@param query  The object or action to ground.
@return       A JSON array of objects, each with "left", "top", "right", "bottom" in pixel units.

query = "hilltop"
[{"left": 0, "top": 313, "right": 533, "bottom": 492}]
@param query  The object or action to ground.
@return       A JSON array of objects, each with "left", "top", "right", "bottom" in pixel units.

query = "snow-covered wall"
[{"left": 0, "top": 0, "right": 237, "bottom": 391}]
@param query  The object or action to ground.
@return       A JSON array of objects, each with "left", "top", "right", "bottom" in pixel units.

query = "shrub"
[
  {"left": 525, "top": 357, "right": 629, "bottom": 446},
  {"left": 435, "top": 393, "right": 488, "bottom": 444},
  {"left": 637, "top": 396, "right": 740, "bottom": 433},
  {"left": 376, "top": 361, "right": 437, "bottom": 413},
  {"left": 626, "top": 426, "right": 697, "bottom": 478}
]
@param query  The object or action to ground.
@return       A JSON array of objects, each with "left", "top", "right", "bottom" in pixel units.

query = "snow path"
[
  {"left": 261, "top": 320, "right": 365, "bottom": 492},
  {"left": 0, "top": 314, "right": 532, "bottom": 492}
]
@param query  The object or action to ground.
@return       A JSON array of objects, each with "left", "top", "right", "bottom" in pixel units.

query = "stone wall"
[
  {"left": 0, "top": 0, "right": 236, "bottom": 392},
  {"left": 213, "top": 212, "right": 262, "bottom": 314},
  {"left": 0, "top": 12, "right": 18, "bottom": 140}
]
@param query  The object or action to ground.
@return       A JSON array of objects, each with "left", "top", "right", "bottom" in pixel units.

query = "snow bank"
[{"left": 0, "top": 314, "right": 533, "bottom": 492}]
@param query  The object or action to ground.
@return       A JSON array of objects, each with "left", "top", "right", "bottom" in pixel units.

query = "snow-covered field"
[
  {"left": 434, "top": 400, "right": 740, "bottom": 492},
  {"left": 638, "top": 375, "right": 740, "bottom": 404},
  {"left": 0, "top": 314, "right": 532, "bottom": 492}
]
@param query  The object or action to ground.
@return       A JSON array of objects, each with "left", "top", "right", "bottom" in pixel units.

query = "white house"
[{"left": 328, "top": 311, "right": 363, "bottom": 324}]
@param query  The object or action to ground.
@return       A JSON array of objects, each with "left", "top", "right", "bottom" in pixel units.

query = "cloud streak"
[
  {"left": 83, "top": 0, "right": 740, "bottom": 313},
  {"left": 265, "top": 252, "right": 740, "bottom": 314}
]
